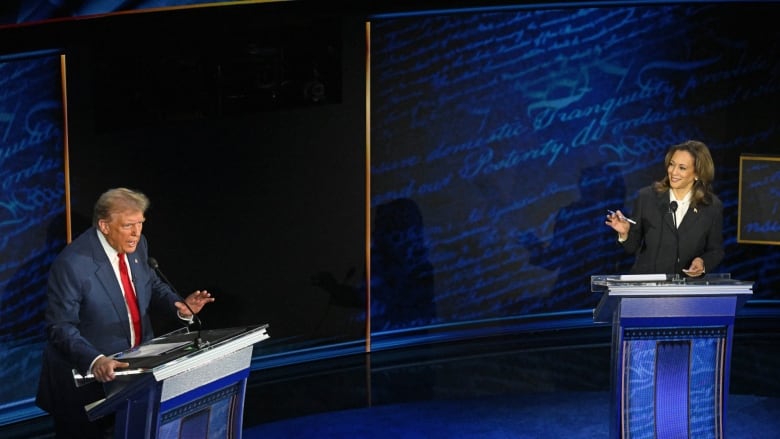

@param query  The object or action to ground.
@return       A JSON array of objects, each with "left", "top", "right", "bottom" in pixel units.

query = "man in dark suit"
[
  {"left": 606, "top": 140, "right": 724, "bottom": 276},
  {"left": 36, "top": 188, "right": 214, "bottom": 438}
]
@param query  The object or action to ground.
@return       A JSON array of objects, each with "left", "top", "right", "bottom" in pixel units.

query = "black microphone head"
[
  {"left": 670, "top": 201, "right": 678, "bottom": 212},
  {"left": 148, "top": 257, "right": 159, "bottom": 269}
]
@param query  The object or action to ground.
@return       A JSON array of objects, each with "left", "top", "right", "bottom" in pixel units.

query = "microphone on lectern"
[{"left": 148, "top": 257, "right": 207, "bottom": 348}]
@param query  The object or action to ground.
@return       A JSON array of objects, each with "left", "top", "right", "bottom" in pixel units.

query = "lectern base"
[
  {"left": 592, "top": 275, "right": 752, "bottom": 439},
  {"left": 157, "top": 371, "right": 247, "bottom": 439},
  {"left": 620, "top": 328, "right": 726, "bottom": 438}
]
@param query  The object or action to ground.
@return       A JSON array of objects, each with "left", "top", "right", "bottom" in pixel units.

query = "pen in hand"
[{"left": 607, "top": 210, "right": 637, "bottom": 225}]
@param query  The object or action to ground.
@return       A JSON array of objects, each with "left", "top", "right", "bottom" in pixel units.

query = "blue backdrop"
[
  {"left": 368, "top": 4, "right": 780, "bottom": 331},
  {"left": 0, "top": 51, "right": 66, "bottom": 421}
]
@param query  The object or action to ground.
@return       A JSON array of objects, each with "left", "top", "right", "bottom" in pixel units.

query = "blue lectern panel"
[
  {"left": 624, "top": 339, "right": 655, "bottom": 439},
  {"left": 623, "top": 329, "right": 725, "bottom": 439},
  {"left": 655, "top": 341, "right": 690, "bottom": 439},
  {"left": 690, "top": 337, "right": 721, "bottom": 438},
  {"left": 180, "top": 410, "right": 209, "bottom": 438},
  {"left": 158, "top": 382, "right": 242, "bottom": 439}
]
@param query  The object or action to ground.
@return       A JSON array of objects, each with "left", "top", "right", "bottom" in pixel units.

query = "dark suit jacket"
[
  {"left": 36, "top": 227, "right": 181, "bottom": 419},
  {"left": 621, "top": 186, "right": 724, "bottom": 275}
]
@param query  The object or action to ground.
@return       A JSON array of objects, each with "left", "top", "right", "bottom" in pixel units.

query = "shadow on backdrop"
[{"left": 521, "top": 164, "right": 631, "bottom": 311}]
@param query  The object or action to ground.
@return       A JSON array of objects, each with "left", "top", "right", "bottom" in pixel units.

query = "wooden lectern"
[
  {"left": 74, "top": 324, "right": 269, "bottom": 439},
  {"left": 593, "top": 275, "right": 752, "bottom": 439}
]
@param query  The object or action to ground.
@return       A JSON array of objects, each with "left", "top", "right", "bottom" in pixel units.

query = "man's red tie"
[{"left": 118, "top": 253, "right": 142, "bottom": 346}]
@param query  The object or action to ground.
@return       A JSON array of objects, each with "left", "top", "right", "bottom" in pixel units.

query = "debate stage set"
[{"left": 1, "top": 1, "right": 779, "bottom": 438}]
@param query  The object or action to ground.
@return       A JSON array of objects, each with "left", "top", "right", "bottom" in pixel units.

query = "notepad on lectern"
[{"left": 618, "top": 274, "right": 668, "bottom": 282}]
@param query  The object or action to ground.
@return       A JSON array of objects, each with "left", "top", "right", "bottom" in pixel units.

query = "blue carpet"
[{"left": 245, "top": 392, "right": 780, "bottom": 438}]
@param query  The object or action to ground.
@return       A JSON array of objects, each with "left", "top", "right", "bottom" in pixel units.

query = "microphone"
[
  {"left": 669, "top": 201, "right": 680, "bottom": 275},
  {"left": 148, "top": 257, "right": 207, "bottom": 349}
]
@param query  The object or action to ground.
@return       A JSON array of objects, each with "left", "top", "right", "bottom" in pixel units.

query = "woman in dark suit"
[{"left": 606, "top": 140, "right": 724, "bottom": 276}]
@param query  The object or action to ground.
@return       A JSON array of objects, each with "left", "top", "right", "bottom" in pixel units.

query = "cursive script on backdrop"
[
  {"left": 0, "top": 52, "right": 66, "bottom": 406},
  {"left": 369, "top": 4, "right": 780, "bottom": 327}
]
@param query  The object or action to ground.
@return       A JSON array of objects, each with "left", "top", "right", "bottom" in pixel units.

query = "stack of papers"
[{"left": 618, "top": 274, "right": 668, "bottom": 282}]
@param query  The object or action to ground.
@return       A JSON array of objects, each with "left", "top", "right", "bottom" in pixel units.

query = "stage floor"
[
  {"left": 240, "top": 327, "right": 780, "bottom": 438},
  {"left": 245, "top": 392, "right": 780, "bottom": 438},
  {"left": 4, "top": 327, "right": 779, "bottom": 438}
]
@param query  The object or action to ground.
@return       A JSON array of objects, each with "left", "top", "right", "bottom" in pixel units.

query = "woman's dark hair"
[{"left": 653, "top": 140, "right": 715, "bottom": 208}]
